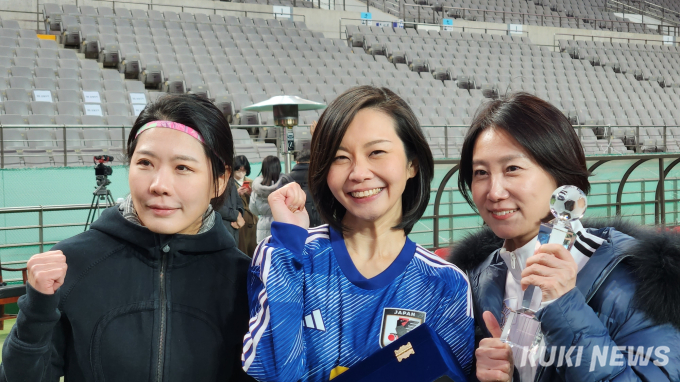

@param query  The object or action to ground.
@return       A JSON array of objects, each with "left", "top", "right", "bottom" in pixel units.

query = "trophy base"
[{"left": 500, "top": 310, "right": 544, "bottom": 365}]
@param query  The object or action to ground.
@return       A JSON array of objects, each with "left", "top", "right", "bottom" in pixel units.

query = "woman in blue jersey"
[{"left": 242, "top": 86, "right": 474, "bottom": 382}]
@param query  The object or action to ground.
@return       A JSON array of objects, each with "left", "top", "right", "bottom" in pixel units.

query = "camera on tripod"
[
  {"left": 94, "top": 155, "right": 114, "bottom": 176},
  {"left": 85, "top": 155, "right": 116, "bottom": 231}
]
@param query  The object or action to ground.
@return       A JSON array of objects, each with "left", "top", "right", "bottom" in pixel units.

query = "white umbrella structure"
[{"left": 243, "top": 96, "right": 326, "bottom": 171}]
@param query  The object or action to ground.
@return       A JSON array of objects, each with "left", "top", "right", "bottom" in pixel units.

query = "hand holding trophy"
[{"left": 499, "top": 186, "right": 587, "bottom": 367}]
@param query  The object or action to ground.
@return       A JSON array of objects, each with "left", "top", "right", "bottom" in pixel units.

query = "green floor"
[
  {"left": 4, "top": 158, "right": 680, "bottom": 263},
  {"left": 0, "top": 319, "right": 14, "bottom": 356},
  {"left": 0, "top": 319, "right": 14, "bottom": 367}
]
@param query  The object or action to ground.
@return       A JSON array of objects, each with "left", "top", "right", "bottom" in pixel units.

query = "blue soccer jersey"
[{"left": 242, "top": 222, "right": 474, "bottom": 382}]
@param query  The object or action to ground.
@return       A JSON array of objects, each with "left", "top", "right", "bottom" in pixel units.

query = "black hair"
[
  {"left": 234, "top": 155, "right": 251, "bottom": 177},
  {"left": 309, "top": 85, "right": 434, "bottom": 235},
  {"left": 295, "top": 149, "right": 311, "bottom": 163},
  {"left": 458, "top": 92, "right": 590, "bottom": 211},
  {"left": 260, "top": 155, "right": 281, "bottom": 186},
  {"left": 126, "top": 94, "right": 234, "bottom": 210}
]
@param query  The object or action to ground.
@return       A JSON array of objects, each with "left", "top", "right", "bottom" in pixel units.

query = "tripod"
[{"left": 84, "top": 176, "right": 115, "bottom": 231}]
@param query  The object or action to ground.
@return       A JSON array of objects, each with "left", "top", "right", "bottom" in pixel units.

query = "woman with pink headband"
[{"left": 0, "top": 94, "right": 255, "bottom": 382}]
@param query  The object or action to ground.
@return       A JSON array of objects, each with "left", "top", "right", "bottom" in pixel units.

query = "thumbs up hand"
[{"left": 475, "top": 311, "right": 514, "bottom": 382}]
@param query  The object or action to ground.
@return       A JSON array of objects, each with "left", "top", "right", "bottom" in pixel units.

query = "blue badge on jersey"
[{"left": 380, "top": 308, "right": 426, "bottom": 347}]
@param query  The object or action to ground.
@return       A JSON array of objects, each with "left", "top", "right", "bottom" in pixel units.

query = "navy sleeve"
[
  {"left": 0, "top": 283, "right": 65, "bottom": 382},
  {"left": 536, "top": 288, "right": 680, "bottom": 381}
]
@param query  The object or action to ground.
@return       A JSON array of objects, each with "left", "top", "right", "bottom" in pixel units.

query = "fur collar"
[{"left": 447, "top": 217, "right": 680, "bottom": 330}]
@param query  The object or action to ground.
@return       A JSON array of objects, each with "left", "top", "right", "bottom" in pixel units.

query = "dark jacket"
[
  {"left": 448, "top": 219, "right": 680, "bottom": 382},
  {"left": 237, "top": 177, "right": 258, "bottom": 257},
  {"left": 219, "top": 179, "right": 245, "bottom": 247},
  {"left": 280, "top": 162, "right": 322, "bottom": 228},
  {"left": 0, "top": 207, "right": 254, "bottom": 382}
]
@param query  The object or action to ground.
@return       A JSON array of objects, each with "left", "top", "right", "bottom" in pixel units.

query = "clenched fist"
[
  {"left": 268, "top": 182, "right": 310, "bottom": 230},
  {"left": 26, "top": 251, "right": 68, "bottom": 295}
]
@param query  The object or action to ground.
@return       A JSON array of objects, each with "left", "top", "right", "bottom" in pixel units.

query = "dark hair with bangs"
[
  {"left": 309, "top": 85, "right": 434, "bottom": 235},
  {"left": 126, "top": 94, "right": 234, "bottom": 210},
  {"left": 260, "top": 155, "right": 281, "bottom": 186},
  {"left": 234, "top": 155, "right": 251, "bottom": 177},
  {"left": 458, "top": 92, "right": 590, "bottom": 211}
]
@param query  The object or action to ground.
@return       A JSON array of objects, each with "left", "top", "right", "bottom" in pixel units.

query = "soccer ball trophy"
[{"left": 500, "top": 185, "right": 587, "bottom": 365}]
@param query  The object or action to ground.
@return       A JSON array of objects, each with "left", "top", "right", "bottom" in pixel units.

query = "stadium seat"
[
  {"left": 3, "top": 101, "right": 29, "bottom": 115},
  {"left": 57, "top": 101, "right": 82, "bottom": 116},
  {"left": 26, "top": 129, "right": 58, "bottom": 149},
  {"left": 1, "top": 127, "right": 28, "bottom": 149},
  {"left": 81, "top": 115, "right": 106, "bottom": 126},
  {"left": 27, "top": 115, "right": 55, "bottom": 125},
  {"left": 105, "top": 103, "right": 131, "bottom": 117},
  {"left": 82, "top": 128, "right": 111, "bottom": 147},
  {"left": 30, "top": 102, "right": 57, "bottom": 116},
  {"left": 23, "top": 149, "right": 53, "bottom": 167}
]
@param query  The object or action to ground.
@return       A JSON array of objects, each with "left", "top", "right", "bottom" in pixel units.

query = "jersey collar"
[{"left": 330, "top": 227, "right": 416, "bottom": 290}]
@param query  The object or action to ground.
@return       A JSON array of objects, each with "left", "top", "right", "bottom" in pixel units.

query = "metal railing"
[
  {"left": 340, "top": 17, "right": 529, "bottom": 39},
  {"left": 0, "top": 124, "right": 307, "bottom": 169},
  {"left": 305, "top": 0, "right": 389, "bottom": 12},
  {"left": 96, "top": 0, "right": 389, "bottom": 13},
  {"left": 1, "top": 124, "right": 677, "bottom": 168},
  {"left": 427, "top": 153, "right": 680, "bottom": 248},
  {"left": 92, "top": 0, "right": 307, "bottom": 22},
  {"left": 1, "top": 6, "right": 46, "bottom": 32},
  {"left": 420, "top": 124, "right": 679, "bottom": 158},
  {"left": 554, "top": 31, "right": 680, "bottom": 48},
  {"left": 605, "top": 0, "right": 680, "bottom": 27},
  {"left": 400, "top": 3, "right": 680, "bottom": 36},
  {"left": 0, "top": 204, "right": 93, "bottom": 282},
  {"left": 0, "top": 125, "right": 130, "bottom": 169}
]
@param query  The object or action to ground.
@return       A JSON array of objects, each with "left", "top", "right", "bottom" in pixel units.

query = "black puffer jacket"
[
  {"left": 0, "top": 207, "right": 254, "bottom": 382},
  {"left": 447, "top": 218, "right": 680, "bottom": 381}
]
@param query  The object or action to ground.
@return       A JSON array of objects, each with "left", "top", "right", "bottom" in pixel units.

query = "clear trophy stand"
[{"left": 499, "top": 185, "right": 588, "bottom": 364}]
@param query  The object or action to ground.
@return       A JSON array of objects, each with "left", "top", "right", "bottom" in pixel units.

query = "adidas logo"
[{"left": 303, "top": 309, "right": 325, "bottom": 331}]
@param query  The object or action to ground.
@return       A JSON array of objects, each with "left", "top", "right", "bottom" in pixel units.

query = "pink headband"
[
  {"left": 135, "top": 120, "right": 225, "bottom": 165},
  {"left": 136, "top": 120, "right": 205, "bottom": 143}
]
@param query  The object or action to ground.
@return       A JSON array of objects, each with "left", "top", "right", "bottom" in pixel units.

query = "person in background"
[
  {"left": 0, "top": 94, "right": 254, "bottom": 382},
  {"left": 249, "top": 155, "right": 282, "bottom": 242},
  {"left": 448, "top": 92, "right": 680, "bottom": 382},
  {"left": 233, "top": 155, "right": 258, "bottom": 257},
  {"left": 219, "top": 179, "right": 245, "bottom": 246},
  {"left": 280, "top": 149, "right": 323, "bottom": 228}
]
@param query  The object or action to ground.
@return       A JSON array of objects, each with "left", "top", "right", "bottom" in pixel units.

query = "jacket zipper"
[
  {"left": 533, "top": 254, "right": 628, "bottom": 381},
  {"left": 156, "top": 245, "right": 169, "bottom": 382}
]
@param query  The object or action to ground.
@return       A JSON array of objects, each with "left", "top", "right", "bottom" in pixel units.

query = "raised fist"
[
  {"left": 26, "top": 251, "right": 68, "bottom": 295},
  {"left": 268, "top": 182, "right": 310, "bottom": 230}
]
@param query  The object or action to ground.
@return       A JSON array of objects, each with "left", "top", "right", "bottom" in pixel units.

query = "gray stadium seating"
[
  {"left": 359, "top": 0, "right": 672, "bottom": 35},
  {"left": 3, "top": 3, "right": 680, "bottom": 168}
]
